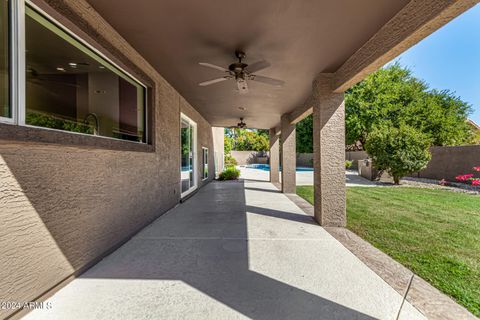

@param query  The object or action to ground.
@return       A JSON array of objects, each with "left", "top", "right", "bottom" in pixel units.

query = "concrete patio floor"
[{"left": 24, "top": 180, "right": 425, "bottom": 320}]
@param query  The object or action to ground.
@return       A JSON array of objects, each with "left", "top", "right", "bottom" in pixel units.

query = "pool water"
[{"left": 245, "top": 164, "right": 313, "bottom": 172}]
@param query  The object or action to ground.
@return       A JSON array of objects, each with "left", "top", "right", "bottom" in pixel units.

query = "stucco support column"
[
  {"left": 269, "top": 128, "right": 280, "bottom": 184},
  {"left": 312, "top": 74, "right": 346, "bottom": 227},
  {"left": 281, "top": 114, "right": 296, "bottom": 193}
]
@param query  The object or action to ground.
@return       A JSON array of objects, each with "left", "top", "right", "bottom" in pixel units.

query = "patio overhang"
[
  {"left": 287, "top": 0, "right": 479, "bottom": 124},
  {"left": 83, "top": 0, "right": 480, "bottom": 227},
  {"left": 87, "top": 0, "right": 477, "bottom": 130}
]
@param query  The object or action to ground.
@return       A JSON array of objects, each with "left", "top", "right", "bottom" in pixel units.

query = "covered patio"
[
  {"left": 2, "top": 1, "right": 479, "bottom": 319},
  {"left": 24, "top": 179, "right": 425, "bottom": 320},
  {"left": 84, "top": 0, "right": 478, "bottom": 227}
]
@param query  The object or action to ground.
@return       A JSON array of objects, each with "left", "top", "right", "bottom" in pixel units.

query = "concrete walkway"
[{"left": 24, "top": 180, "right": 425, "bottom": 320}]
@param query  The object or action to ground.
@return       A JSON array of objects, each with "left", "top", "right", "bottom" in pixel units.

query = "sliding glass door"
[{"left": 180, "top": 114, "right": 197, "bottom": 197}]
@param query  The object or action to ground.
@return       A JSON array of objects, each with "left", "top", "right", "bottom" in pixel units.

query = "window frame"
[
  {"left": 202, "top": 147, "right": 209, "bottom": 180},
  {"left": 180, "top": 113, "right": 198, "bottom": 198},
  {"left": 1, "top": 0, "right": 149, "bottom": 144},
  {"left": 0, "top": 0, "right": 16, "bottom": 124}
]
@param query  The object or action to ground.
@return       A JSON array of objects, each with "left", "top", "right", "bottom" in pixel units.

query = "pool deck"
[{"left": 239, "top": 166, "right": 378, "bottom": 187}]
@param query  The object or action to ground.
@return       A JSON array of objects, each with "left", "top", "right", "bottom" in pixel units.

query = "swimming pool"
[{"left": 245, "top": 164, "right": 314, "bottom": 172}]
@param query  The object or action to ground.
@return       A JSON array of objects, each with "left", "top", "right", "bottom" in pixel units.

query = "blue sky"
[{"left": 390, "top": 4, "right": 480, "bottom": 124}]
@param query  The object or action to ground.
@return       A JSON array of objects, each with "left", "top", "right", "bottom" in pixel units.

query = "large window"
[
  {"left": 0, "top": 0, "right": 9, "bottom": 119},
  {"left": 24, "top": 7, "right": 146, "bottom": 142},
  {"left": 0, "top": 2, "right": 148, "bottom": 143}
]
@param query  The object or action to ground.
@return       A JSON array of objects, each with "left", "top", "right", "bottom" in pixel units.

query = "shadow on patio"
[{"left": 24, "top": 180, "right": 424, "bottom": 320}]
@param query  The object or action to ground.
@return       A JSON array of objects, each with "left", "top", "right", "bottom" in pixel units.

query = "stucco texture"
[
  {"left": 312, "top": 74, "right": 346, "bottom": 227},
  {"left": 415, "top": 145, "right": 480, "bottom": 181},
  {"left": 0, "top": 1, "right": 217, "bottom": 319}
]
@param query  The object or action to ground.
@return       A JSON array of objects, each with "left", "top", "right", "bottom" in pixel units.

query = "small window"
[
  {"left": 0, "top": 0, "right": 9, "bottom": 119},
  {"left": 24, "top": 6, "right": 147, "bottom": 142},
  {"left": 202, "top": 147, "right": 208, "bottom": 180}
]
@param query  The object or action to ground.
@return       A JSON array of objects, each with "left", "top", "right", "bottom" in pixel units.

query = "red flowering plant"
[{"left": 455, "top": 166, "right": 480, "bottom": 186}]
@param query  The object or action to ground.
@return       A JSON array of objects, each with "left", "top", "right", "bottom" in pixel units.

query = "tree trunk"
[{"left": 393, "top": 176, "right": 401, "bottom": 185}]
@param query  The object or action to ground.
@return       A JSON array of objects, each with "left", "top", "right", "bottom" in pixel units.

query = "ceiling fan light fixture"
[
  {"left": 198, "top": 51, "right": 285, "bottom": 93},
  {"left": 237, "top": 117, "right": 247, "bottom": 129}
]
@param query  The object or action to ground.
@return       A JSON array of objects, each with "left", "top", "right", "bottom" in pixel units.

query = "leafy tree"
[
  {"left": 399, "top": 89, "right": 472, "bottom": 146},
  {"left": 224, "top": 135, "right": 233, "bottom": 154},
  {"left": 346, "top": 63, "right": 472, "bottom": 147},
  {"left": 225, "top": 128, "right": 269, "bottom": 151},
  {"left": 364, "top": 124, "right": 432, "bottom": 184},
  {"left": 296, "top": 115, "right": 313, "bottom": 153},
  {"left": 473, "top": 130, "right": 480, "bottom": 145},
  {"left": 294, "top": 63, "right": 473, "bottom": 153},
  {"left": 467, "top": 121, "right": 480, "bottom": 145}
]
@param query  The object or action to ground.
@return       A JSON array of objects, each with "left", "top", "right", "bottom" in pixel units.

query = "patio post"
[
  {"left": 281, "top": 114, "right": 296, "bottom": 193},
  {"left": 312, "top": 74, "right": 346, "bottom": 226},
  {"left": 269, "top": 128, "right": 280, "bottom": 184}
]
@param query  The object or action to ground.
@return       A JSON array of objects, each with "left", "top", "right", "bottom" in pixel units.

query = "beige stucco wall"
[
  {"left": 230, "top": 151, "right": 269, "bottom": 165},
  {"left": 347, "top": 147, "right": 480, "bottom": 182},
  {"left": 346, "top": 151, "right": 368, "bottom": 169},
  {"left": 296, "top": 152, "right": 368, "bottom": 169},
  {"left": 414, "top": 145, "right": 480, "bottom": 181},
  {"left": 296, "top": 153, "right": 313, "bottom": 167},
  {"left": 0, "top": 1, "right": 218, "bottom": 319},
  {"left": 212, "top": 127, "right": 225, "bottom": 175}
]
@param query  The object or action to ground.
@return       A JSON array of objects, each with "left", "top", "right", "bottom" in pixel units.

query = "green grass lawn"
[{"left": 296, "top": 186, "right": 480, "bottom": 316}]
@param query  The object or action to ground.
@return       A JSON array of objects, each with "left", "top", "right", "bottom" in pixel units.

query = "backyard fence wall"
[
  {"left": 297, "top": 151, "right": 369, "bottom": 169},
  {"left": 231, "top": 151, "right": 269, "bottom": 165},
  {"left": 414, "top": 145, "right": 480, "bottom": 181},
  {"left": 347, "top": 146, "right": 480, "bottom": 182},
  {"left": 230, "top": 151, "right": 370, "bottom": 169},
  {"left": 346, "top": 151, "right": 368, "bottom": 169},
  {"left": 296, "top": 153, "right": 313, "bottom": 167}
]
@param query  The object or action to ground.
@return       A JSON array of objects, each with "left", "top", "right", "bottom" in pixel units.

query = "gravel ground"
[{"left": 394, "top": 176, "right": 480, "bottom": 195}]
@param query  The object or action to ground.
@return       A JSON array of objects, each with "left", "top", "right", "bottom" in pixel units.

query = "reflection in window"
[
  {"left": 0, "top": 0, "right": 9, "bottom": 118},
  {"left": 202, "top": 147, "right": 208, "bottom": 180},
  {"left": 181, "top": 117, "right": 195, "bottom": 194},
  {"left": 25, "top": 7, "right": 146, "bottom": 142}
]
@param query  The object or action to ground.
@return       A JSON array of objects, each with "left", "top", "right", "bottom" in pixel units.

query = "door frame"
[{"left": 180, "top": 113, "right": 197, "bottom": 198}]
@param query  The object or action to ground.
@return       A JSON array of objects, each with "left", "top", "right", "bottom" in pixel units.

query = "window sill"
[{"left": 0, "top": 123, "right": 154, "bottom": 153}]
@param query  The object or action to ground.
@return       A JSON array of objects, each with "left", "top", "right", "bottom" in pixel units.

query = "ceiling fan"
[
  {"left": 198, "top": 51, "right": 285, "bottom": 94},
  {"left": 226, "top": 118, "right": 247, "bottom": 129},
  {"left": 237, "top": 118, "right": 247, "bottom": 129}
]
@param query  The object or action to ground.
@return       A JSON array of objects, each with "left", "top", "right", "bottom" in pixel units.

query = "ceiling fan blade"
[
  {"left": 246, "top": 60, "right": 270, "bottom": 73},
  {"left": 250, "top": 74, "right": 284, "bottom": 87},
  {"left": 199, "top": 77, "right": 229, "bottom": 86},
  {"left": 199, "top": 62, "right": 229, "bottom": 72}
]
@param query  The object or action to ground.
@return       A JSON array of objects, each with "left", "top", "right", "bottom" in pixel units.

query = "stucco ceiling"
[{"left": 89, "top": 0, "right": 411, "bottom": 129}]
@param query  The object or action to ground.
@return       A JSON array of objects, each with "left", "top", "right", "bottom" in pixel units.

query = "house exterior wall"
[
  {"left": 0, "top": 1, "right": 218, "bottom": 319},
  {"left": 212, "top": 127, "right": 225, "bottom": 176}
]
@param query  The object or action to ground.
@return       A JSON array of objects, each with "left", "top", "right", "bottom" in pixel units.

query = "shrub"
[
  {"left": 365, "top": 124, "right": 432, "bottom": 184},
  {"left": 224, "top": 154, "right": 238, "bottom": 167},
  {"left": 455, "top": 166, "right": 480, "bottom": 186},
  {"left": 345, "top": 160, "right": 353, "bottom": 169},
  {"left": 218, "top": 167, "right": 240, "bottom": 181}
]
